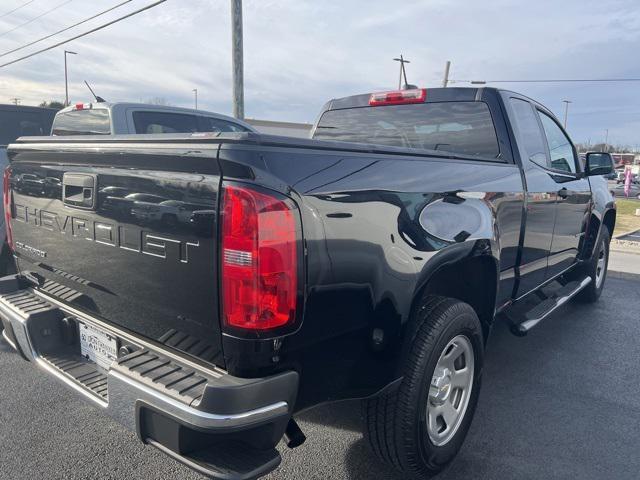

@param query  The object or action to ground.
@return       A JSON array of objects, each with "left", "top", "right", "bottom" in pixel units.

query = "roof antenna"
[{"left": 84, "top": 80, "right": 106, "bottom": 103}]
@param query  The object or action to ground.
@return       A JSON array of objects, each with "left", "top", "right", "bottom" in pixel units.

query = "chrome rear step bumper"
[{"left": 0, "top": 275, "right": 298, "bottom": 480}]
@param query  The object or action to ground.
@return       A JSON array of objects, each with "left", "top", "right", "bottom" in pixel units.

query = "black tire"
[
  {"left": 576, "top": 226, "right": 610, "bottom": 303},
  {"left": 363, "top": 295, "right": 484, "bottom": 477}
]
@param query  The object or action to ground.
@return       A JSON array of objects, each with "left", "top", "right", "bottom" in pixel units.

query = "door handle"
[
  {"left": 557, "top": 188, "right": 569, "bottom": 199},
  {"left": 62, "top": 173, "right": 97, "bottom": 210}
]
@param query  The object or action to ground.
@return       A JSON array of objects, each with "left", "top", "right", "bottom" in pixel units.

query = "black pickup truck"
[{"left": 1, "top": 87, "right": 615, "bottom": 479}]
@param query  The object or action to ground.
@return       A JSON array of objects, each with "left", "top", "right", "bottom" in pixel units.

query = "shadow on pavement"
[{"left": 292, "top": 280, "right": 640, "bottom": 480}]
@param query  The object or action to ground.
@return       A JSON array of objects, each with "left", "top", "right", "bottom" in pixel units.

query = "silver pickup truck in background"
[{"left": 51, "top": 102, "right": 258, "bottom": 136}]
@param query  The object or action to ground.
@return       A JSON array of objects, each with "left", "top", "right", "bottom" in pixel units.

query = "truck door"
[
  {"left": 506, "top": 97, "right": 558, "bottom": 298},
  {"left": 535, "top": 110, "right": 591, "bottom": 278}
]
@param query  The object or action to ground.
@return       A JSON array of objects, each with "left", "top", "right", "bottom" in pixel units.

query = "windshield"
[
  {"left": 52, "top": 109, "right": 111, "bottom": 135},
  {"left": 313, "top": 101, "right": 500, "bottom": 158}
]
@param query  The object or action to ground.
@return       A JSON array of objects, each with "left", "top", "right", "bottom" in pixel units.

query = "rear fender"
[{"left": 404, "top": 239, "right": 500, "bottom": 349}]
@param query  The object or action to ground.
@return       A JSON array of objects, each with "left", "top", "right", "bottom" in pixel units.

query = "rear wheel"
[
  {"left": 363, "top": 296, "right": 484, "bottom": 477},
  {"left": 577, "top": 226, "right": 610, "bottom": 303}
]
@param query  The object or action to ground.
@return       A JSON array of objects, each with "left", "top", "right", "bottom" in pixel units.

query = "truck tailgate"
[{"left": 6, "top": 143, "right": 224, "bottom": 367}]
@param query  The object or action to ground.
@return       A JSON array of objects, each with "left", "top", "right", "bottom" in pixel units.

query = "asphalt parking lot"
[{"left": 2, "top": 274, "right": 640, "bottom": 480}]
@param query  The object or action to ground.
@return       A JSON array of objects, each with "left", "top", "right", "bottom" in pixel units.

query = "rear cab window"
[
  {"left": 313, "top": 101, "right": 500, "bottom": 159},
  {"left": 52, "top": 109, "right": 111, "bottom": 135}
]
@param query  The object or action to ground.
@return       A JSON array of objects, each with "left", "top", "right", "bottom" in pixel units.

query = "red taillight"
[
  {"left": 3, "top": 167, "right": 13, "bottom": 251},
  {"left": 369, "top": 88, "right": 427, "bottom": 106},
  {"left": 221, "top": 184, "right": 299, "bottom": 331}
]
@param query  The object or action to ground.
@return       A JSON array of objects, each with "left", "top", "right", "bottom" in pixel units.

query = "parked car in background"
[
  {"left": 611, "top": 183, "right": 640, "bottom": 199},
  {"left": 0, "top": 104, "right": 56, "bottom": 273},
  {"left": 616, "top": 170, "right": 638, "bottom": 184},
  {"left": 51, "top": 102, "right": 258, "bottom": 135},
  {"left": 2, "top": 87, "right": 615, "bottom": 479}
]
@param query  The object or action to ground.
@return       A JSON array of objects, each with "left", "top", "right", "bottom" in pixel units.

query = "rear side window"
[
  {"left": 508, "top": 98, "right": 548, "bottom": 167},
  {"left": 313, "top": 101, "right": 500, "bottom": 158},
  {"left": 0, "top": 109, "right": 55, "bottom": 145},
  {"left": 133, "top": 111, "right": 199, "bottom": 134},
  {"left": 52, "top": 109, "right": 111, "bottom": 135}
]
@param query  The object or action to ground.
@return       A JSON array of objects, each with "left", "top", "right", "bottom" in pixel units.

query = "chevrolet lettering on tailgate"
[{"left": 13, "top": 204, "right": 199, "bottom": 263}]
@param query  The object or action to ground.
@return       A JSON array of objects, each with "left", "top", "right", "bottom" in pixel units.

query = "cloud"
[{"left": 0, "top": 0, "right": 639, "bottom": 144}]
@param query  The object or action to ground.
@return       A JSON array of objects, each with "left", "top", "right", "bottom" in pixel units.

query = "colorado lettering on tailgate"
[{"left": 13, "top": 204, "right": 199, "bottom": 263}]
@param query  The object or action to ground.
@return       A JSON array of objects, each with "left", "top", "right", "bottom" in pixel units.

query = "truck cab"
[{"left": 51, "top": 102, "right": 258, "bottom": 136}]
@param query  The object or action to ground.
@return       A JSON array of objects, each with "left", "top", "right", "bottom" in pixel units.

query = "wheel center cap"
[{"left": 429, "top": 367, "right": 452, "bottom": 405}]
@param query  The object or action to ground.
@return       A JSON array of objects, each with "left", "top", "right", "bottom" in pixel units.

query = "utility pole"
[
  {"left": 442, "top": 60, "right": 451, "bottom": 88},
  {"left": 604, "top": 129, "right": 609, "bottom": 152},
  {"left": 562, "top": 100, "right": 572, "bottom": 129},
  {"left": 393, "top": 55, "right": 410, "bottom": 89},
  {"left": 230, "top": 0, "right": 244, "bottom": 119},
  {"left": 64, "top": 50, "right": 77, "bottom": 106},
  {"left": 193, "top": 88, "right": 198, "bottom": 110},
  {"left": 10, "top": 97, "right": 19, "bottom": 105}
]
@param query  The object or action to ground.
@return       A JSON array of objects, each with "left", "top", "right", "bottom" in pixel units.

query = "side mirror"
[{"left": 585, "top": 152, "right": 614, "bottom": 177}]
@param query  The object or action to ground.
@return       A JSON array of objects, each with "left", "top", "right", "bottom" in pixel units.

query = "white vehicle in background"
[
  {"left": 131, "top": 197, "right": 202, "bottom": 227},
  {"left": 51, "top": 102, "right": 258, "bottom": 136}
]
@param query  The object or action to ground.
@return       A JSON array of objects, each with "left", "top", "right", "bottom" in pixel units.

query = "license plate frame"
[{"left": 78, "top": 322, "right": 118, "bottom": 370}]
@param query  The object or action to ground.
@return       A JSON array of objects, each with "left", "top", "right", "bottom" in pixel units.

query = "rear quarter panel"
[{"left": 217, "top": 142, "right": 524, "bottom": 408}]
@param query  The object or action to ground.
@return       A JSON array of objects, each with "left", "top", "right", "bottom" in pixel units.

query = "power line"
[
  {"left": 453, "top": 78, "right": 640, "bottom": 84},
  {"left": 0, "top": 0, "right": 133, "bottom": 58},
  {"left": 0, "top": 0, "right": 37, "bottom": 20},
  {"left": 0, "top": 0, "right": 167, "bottom": 69},
  {"left": 0, "top": 0, "right": 73, "bottom": 38}
]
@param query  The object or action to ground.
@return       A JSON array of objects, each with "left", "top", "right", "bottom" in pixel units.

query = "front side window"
[
  {"left": 133, "top": 111, "right": 199, "bottom": 134},
  {"left": 537, "top": 111, "right": 576, "bottom": 173},
  {"left": 508, "top": 98, "right": 548, "bottom": 167},
  {"left": 52, "top": 109, "right": 111, "bottom": 136},
  {"left": 200, "top": 117, "right": 250, "bottom": 133}
]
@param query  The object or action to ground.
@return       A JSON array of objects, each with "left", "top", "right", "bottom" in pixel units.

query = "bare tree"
[{"left": 145, "top": 97, "right": 172, "bottom": 106}]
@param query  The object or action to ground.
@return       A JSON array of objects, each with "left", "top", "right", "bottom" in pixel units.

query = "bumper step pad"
[
  {"left": 43, "top": 353, "right": 108, "bottom": 400},
  {"left": 114, "top": 349, "right": 212, "bottom": 407}
]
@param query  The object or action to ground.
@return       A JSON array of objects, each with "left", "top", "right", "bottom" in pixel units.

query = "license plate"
[{"left": 79, "top": 322, "right": 118, "bottom": 370}]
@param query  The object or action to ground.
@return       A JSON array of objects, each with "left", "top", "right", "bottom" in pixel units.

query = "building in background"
[{"left": 246, "top": 119, "right": 313, "bottom": 138}]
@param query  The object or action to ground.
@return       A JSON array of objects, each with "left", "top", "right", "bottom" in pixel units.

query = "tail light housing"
[
  {"left": 221, "top": 183, "right": 300, "bottom": 332},
  {"left": 3, "top": 167, "right": 13, "bottom": 252}
]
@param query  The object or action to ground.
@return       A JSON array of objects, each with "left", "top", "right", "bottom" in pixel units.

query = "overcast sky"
[{"left": 0, "top": 0, "right": 639, "bottom": 146}]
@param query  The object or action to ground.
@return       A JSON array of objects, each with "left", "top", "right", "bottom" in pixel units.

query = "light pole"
[
  {"left": 562, "top": 100, "right": 572, "bottom": 129},
  {"left": 393, "top": 55, "right": 410, "bottom": 89},
  {"left": 193, "top": 88, "right": 198, "bottom": 110},
  {"left": 604, "top": 129, "right": 609, "bottom": 152},
  {"left": 231, "top": 0, "right": 244, "bottom": 119},
  {"left": 64, "top": 50, "right": 77, "bottom": 106},
  {"left": 442, "top": 60, "right": 451, "bottom": 88}
]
